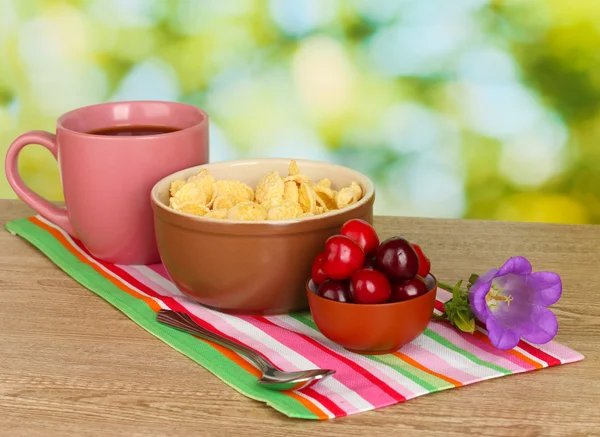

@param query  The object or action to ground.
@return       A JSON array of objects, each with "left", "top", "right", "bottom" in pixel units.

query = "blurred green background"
[{"left": 1, "top": 0, "right": 599, "bottom": 224}]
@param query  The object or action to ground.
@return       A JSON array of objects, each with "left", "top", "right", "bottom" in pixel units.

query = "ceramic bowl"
[
  {"left": 307, "top": 274, "right": 438, "bottom": 354},
  {"left": 150, "top": 158, "right": 375, "bottom": 315}
]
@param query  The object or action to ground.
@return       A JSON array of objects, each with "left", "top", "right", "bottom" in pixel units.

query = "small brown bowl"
[
  {"left": 150, "top": 158, "right": 375, "bottom": 315},
  {"left": 307, "top": 274, "right": 438, "bottom": 354}
]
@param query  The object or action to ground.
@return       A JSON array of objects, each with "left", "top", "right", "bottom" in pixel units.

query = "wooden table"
[{"left": 1, "top": 199, "right": 599, "bottom": 437}]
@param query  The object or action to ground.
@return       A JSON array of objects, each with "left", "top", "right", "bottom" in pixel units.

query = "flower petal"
[
  {"left": 520, "top": 306, "right": 559, "bottom": 344},
  {"left": 527, "top": 272, "right": 562, "bottom": 306},
  {"left": 486, "top": 316, "right": 521, "bottom": 350},
  {"left": 469, "top": 273, "right": 496, "bottom": 322},
  {"left": 478, "top": 268, "right": 500, "bottom": 284},
  {"left": 497, "top": 256, "right": 532, "bottom": 277},
  {"left": 470, "top": 287, "right": 490, "bottom": 322}
]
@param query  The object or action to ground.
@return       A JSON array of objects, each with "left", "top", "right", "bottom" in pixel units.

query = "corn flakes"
[
  {"left": 172, "top": 182, "right": 207, "bottom": 205},
  {"left": 313, "top": 184, "right": 337, "bottom": 211},
  {"left": 315, "top": 195, "right": 330, "bottom": 212},
  {"left": 170, "top": 179, "right": 186, "bottom": 197},
  {"left": 284, "top": 174, "right": 310, "bottom": 184},
  {"left": 205, "top": 209, "right": 228, "bottom": 219},
  {"left": 336, "top": 182, "right": 363, "bottom": 209},
  {"left": 283, "top": 180, "right": 299, "bottom": 203},
  {"left": 317, "top": 178, "right": 331, "bottom": 189},
  {"left": 212, "top": 195, "right": 234, "bottom": 210},
  {"left": 298, "top": 182, "right": 318, "bottom": 214},
  {"left": 166, "top": 160, "right": 364, "bottom": 221},
  {"left": 266, "top": 199, "right": 304, "bottom": 220},
  {"left": 211, "top": 180, "right": 254, "bottom": 206},
  {"left": 226, "top": 201, "right": 268, "bottom": 220},
  {"left": 187, "top": 169, "right": 215, "bottom": 202},
  {"left": 350, "top": 181, "right": 363, "bottom": 199},
  {"left": 260, "top": 197, "right": 283, "bottom": 211},
  {"left": 172, "top": 201, "right": 209, "bottom": 216},
  {"left": 255, "top": 170, "right": 285, "bottom": 204},
  {"left": 288, "top": 159, "right": 300, "bottom": 176}
]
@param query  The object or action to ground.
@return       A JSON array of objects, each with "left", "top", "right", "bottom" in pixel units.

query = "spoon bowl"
[
  {"left": 258, "top": 368, "right": 335, "bottom": 391},
  {"left": 156, "top": 309, "right": 335, "bottom": 391}
]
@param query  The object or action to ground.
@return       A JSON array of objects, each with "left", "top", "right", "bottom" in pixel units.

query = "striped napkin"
[{"left": 5, "top": 215, "right": 584, "bottom": 420}]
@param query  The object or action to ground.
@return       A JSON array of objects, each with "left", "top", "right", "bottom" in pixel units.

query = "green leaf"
[
  {"left": 467, "top": 273, "right": 480, "bottom": 290},
  {"left": 468, "top": 273, "right": 480, "bottom": 284},
  {"left": 454, "top": 309, "right": 476, "bottom": 334},
  {"left": 438, "top": 275, "right": 478, "bottom": 335},
  {"left": 453, "top": 316, "right": 475, "bottom": 334},
  {"left": 452, "top": 280, "right": 463, "bottom": 301},
  {"left": 444, "top": 299, "right": 457, "bottom": 320}
]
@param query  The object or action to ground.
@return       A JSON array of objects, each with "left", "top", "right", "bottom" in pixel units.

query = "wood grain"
[{"left": 1, "top": 199, "right": 599, "bottom": 437}]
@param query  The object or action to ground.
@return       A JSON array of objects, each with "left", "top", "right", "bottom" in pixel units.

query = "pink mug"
[{"left": 5, "top": 100, "right": 209, "bottom": 265}]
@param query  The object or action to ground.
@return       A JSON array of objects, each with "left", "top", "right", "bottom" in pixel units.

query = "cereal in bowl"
[
  {"left": 314, "top": 184, "right": 337, "bottom": 211},
  {"left": 212, "top": 195, "right": 235, "bottom": 210},
  {"left": 283, "top": 180, "right": 299, "bottom": 203},
  {"left": 266, "top": 199, "right": 304, "bottom": 220},
  {"left": 170, "top": 182, "right": 207, "bottom": 207},
  {"left": 227, "top": 201, "right": 267, "bottom": 220},
  {"left": 336, "top": 182, "right": 363, "bottom": 209},
  {"left": 169, "top": 179, "right": 186, "bottom": 197},
  {"left": 187, "top": 168, "right": 215, "bottom": 201},
  {"left": 205, "top": 209, "right": 228, "bottom": 219},
  {"left": 210, "top": 180, "right": 254, "bottom": 206},
  {"left": 255, "top": 170, "right": 285, "bottom": 204},
  {"left": 298, "top": 182, "right": 319, "bottom": 214},
  {"left": 167, "top": 160, "right": 364, "bottom": 221}
]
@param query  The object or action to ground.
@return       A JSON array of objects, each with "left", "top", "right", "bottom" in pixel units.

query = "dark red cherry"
[
  {"left": 374, "top": 236, "right": 420, "bottom": 281},
  {"left": 317, "top": 279, "right": 352, "bottom": 303},
  {"left": 389, "top": 276, "right": 429, "bottom": 302}
]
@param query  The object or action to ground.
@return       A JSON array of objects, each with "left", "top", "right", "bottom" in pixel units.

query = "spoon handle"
[{"left": 156, "top": 309, "right": 273, "bottom": 373}]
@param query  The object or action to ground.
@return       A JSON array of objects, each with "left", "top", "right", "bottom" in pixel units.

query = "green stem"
[{"left": 437, "top": 281, "right": 454, "bottom": 292}]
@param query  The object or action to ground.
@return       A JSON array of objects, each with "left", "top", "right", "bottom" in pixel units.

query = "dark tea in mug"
[{"left": 87, "top": 125, "right": 180, "bottom": 136}]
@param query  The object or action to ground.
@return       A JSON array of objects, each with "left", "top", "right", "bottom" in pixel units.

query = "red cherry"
[
  {"left": 350, "top": 268, "right": 391, "bottom": 304},
  {"left": 317, "top": 279, "right": 352, "bottom": 303},
  {"left": 311, "top": 251, "right": 328, "bottom": 284},
  {"left": 412, "top": 243, "right": 431, "bottom": 278},
  {"left": 322, "top": 235, "right": 365, "bottom": 280},
  {"left": 374, "top": 236, "right": 420, "bottom": 281},
  {"left": 389, "top": 276, "right": 429, "bottom": 302},
  {"left": 341, "top": 219, "right": 380, "bottom": 255}
]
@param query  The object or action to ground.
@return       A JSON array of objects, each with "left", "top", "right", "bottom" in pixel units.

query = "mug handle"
[{"left": 5, "top": 130, "right": 76, "bottom": 237}]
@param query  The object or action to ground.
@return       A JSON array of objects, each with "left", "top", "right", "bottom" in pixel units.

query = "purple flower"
[{"left": 468, "top": 256, "right": 562, "bottom": 350}]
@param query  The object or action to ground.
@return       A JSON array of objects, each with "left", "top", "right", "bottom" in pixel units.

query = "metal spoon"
[{"left": 156, "top": 309, "right": 335, "bottom": 391}]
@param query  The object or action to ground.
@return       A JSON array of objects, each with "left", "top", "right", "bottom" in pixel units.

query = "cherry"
[
  {"left": 374, "top": 236, "right": 419, "bottom": 281},
  {"left": 350, "top": 269, "right": 391, "bottom": 304},
  {"left": 322, "top": 235, "right": 365, "bottom": 280},
  {"left": 412, "top": 243, "right": 431, "bottom": 278},
  {"left": 311, "top": 251, "right": 328, "bottom": 284},
  {"left": 341, "top": 219, "right": 380, "bottom": 255},
  {"left": 317, "top": 279, "right": 352, "bottom": 303},
  {"left": 362, "top": 255, "right": 377, "bottom": 270},
  {"left": 389, "top": 276, "right": 429, "bottom": 302}
]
